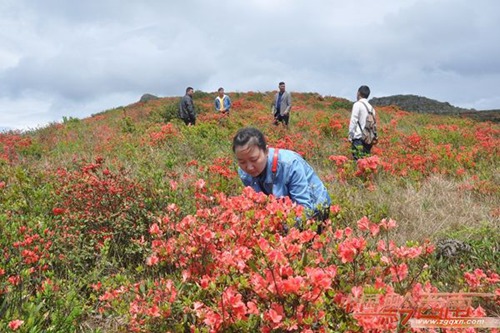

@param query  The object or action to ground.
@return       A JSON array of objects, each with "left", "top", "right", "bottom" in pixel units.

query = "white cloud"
[
  {"left": 0, "top": 94, "right": 53, "bottom": 130},
  {"left": 1, "top": 0, "right": 499, "bottom": 130}
]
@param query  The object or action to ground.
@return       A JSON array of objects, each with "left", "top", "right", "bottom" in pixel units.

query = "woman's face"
[{"left": 234, "top": 144, "right": 268, "bottom": 177}]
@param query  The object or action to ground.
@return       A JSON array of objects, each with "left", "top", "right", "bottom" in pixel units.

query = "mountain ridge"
[
  {"left": 134, "top": 92, "right": 500, "bottom": 123},
  {"left": 368, "top": 94, "right": 499, "bottom": 122},
  {"left": 369, "top": 94, "right": 472, "bottom": 113}
]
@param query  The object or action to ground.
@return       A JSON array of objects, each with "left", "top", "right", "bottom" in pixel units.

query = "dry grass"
[
  {"left": 334, "top": 175, "right": 499, "bottom": 243},
  {"left": 381, "top": 175, "right": 498, "bottom": 242},
  {"left": 78, "top": 314, "right": 128, "bottom": 333}
]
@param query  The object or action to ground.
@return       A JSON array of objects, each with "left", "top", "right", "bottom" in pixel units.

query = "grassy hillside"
[{"left": 0, "top": 91, "right": 498, "bottom": 332}]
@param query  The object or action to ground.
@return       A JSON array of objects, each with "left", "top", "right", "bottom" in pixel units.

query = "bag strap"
[
  {"left": 271, "top": 148, "right": 279, "bottom": 194},
  {"left": 357, "top": 120, "right": 363, "bottom": 133},
  {"left": 361, "top": 101, "right": 374, "bottom": 116},
  {"left": 357, "top": 101, "right": 375, "bottom": 131}
]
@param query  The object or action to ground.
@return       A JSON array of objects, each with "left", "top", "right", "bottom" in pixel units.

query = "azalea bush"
[
  {"left": 96, "top": 185, "right": 497, "bottom": 332},
  {"left": 49, "top": 156, "right": 157, "bottom": 273},
  {"left": 0, "top": 91, "right": 498, "bottom": 332},
  {"left": 95, "top": 188, "right": 377, "bottom": 331}
]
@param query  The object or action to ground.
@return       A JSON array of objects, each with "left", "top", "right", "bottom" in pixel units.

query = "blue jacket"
[
  {"left": 214, "top": 95, "right": 231, "bottom": 112},
  {"left": 238, "top": 148, "right": 331, "bottom": 218}
]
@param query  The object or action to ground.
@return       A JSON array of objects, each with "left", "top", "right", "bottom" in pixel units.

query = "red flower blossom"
[
  {"left": 330, "top": 204, "right": 341, "bottom": 214},
  {"left": 8, "top": 275, "right": 21, "bottom": 286},
  {"left": 148, "top": 223, "right": 162, "bottom": 236},
  {"left": 390, "top": 263, "right": 409, "bottom": 282},
  {"left": 268, "top": 308, "right": 282, "bottom": 323},
  {"left": 334, "top": 229, "right": 344, "bottom": 239},
  {"left": 281, "top": 276, "right": 303, "bottom": 294},
  {"left": 379, "top": 218, "right": 397, "bottom": 230},
  {"left": 52, "top": 207, "right": 65, "bottom": 215},
  {"left": 351, "top": 286, "right": 363, "bottom": 299},
  {"left": 91, "top": 281, "right": 102, "bottom": 291},
  {"left": 146, "top": 254, "right": 159, "bottom": 266},
  {"left": 195, "top": 178, "right": 206, "bottom": 189},
  {"left": 8, "top": 320, "right": 24, "bottom": 330},
  {"left": 247, "top": 301, "right": 259, "bottom": 315},
  {"left": 357, "top": 216, "right": 370, "bottom": 231},
  {"left": 265, "top": 303, "right": 285, "bottom": 326},
  {"left": 369, "top": 223, "right": 380, "bottom": 236}
]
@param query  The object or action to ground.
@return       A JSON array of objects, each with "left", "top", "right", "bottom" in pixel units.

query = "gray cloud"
[{"left": 1, "top": 0, "right": 499, "bottom": 130}]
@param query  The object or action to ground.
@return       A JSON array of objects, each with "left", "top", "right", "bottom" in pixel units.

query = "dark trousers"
[
  {"left": 274, "top": 112, "right": 289, "bottom": 126},
  {"left": 314, "top": 206, "right": 330, "bottom": 235},
  {"left": 182, "top": 116, "right": 196, "bottom": 126},
  {"left": 293, "top": 206, "right": 330, "bottom": 235},
  {"left": 351, "top": 139, "right": 372, "bottom": 160}
]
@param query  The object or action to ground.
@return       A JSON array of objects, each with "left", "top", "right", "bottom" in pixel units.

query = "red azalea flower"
[
  {"left": 52, "top": 207, "right": 65, "bottom": 215},
  {"left": 8, "top": 320, "right": 24, "bottom": 330}
]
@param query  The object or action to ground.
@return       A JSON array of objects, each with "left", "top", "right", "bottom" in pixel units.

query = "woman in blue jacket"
[{"left": 232, "top": 127, "right": 331, "bottom": 233}]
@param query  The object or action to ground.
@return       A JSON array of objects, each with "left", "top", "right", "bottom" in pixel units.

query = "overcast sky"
[{"left": 1, "top": 0, "right": 499, "bottom": 130}]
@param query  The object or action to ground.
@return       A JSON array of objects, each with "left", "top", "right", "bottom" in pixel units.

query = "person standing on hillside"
[
  {"left": 232, "top": 127, "right": 331, "bottom": 234},
  {"left": 179, "top": 87, "right": 196, "bottom": 126},
  {"left": 272, "top": 82, "right": 292, "bottom": 127},
  {"left": 214, "top": 87, "right": 232, "bottom": 115},
  {"left": 348, "top": 85, "right": 376, "bottom": 160}
]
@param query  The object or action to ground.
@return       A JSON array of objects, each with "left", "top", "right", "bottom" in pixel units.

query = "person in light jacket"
[
  {"left": 214, "top": 87, "right": 232, "bottom": 115},
  {"left": 233, "top": 127, "right": 331, "bottom": 233},
  {"left": 272, "top": 82, "right": 292, "bottom": 127}
]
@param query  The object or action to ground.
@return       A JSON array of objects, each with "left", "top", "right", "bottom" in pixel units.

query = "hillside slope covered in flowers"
[{"left": 0, "top": 91, "right": 498, "bottom": 332}]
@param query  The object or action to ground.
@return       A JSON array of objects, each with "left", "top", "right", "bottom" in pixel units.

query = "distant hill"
[
  {"left": 369, "top": 94, "right": 500, "bottom": 123},
  {"left": 369, "top": 94, "right": 471, "bottom": 113}
]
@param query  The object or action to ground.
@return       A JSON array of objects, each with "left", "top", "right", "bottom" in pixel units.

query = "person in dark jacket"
[{"left": 179, "top": 87, "right": 196, "bottom": 125}]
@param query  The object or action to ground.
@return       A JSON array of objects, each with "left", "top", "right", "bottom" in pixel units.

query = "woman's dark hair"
[{"left": 232, "top": 127, "right": 267, "bottom": 153}]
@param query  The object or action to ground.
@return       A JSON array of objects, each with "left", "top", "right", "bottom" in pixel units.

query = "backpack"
[{"left": 357, "top": 102, "right": 378, "bottom": 145}]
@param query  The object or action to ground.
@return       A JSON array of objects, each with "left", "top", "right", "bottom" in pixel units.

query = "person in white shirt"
[{"left": 348, "top": 85, "right": 376, "bottom": 160}]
